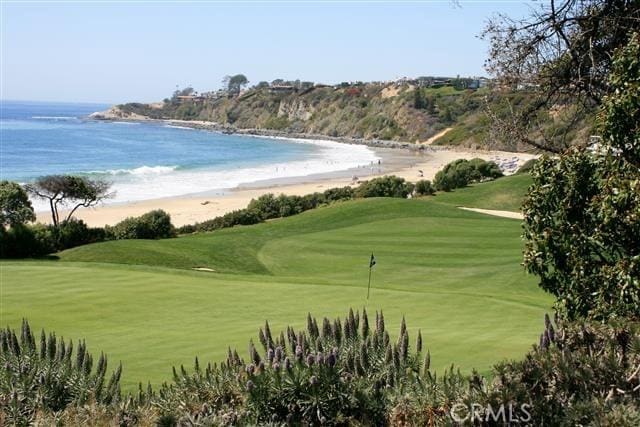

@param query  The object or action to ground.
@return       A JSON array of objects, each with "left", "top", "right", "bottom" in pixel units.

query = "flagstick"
[{"left": 367, "top": 265, "right": 372, "bottom": 299}]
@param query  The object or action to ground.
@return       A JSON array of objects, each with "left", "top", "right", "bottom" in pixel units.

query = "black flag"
[{"left": 367, "top": 253, "right": 376, "bottom": 299}]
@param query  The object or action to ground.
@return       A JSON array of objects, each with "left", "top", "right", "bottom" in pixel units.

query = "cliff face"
[
  {"left": 110, "top": 84, "right": 592, "bottom": 151},
  {"left": 277, "top": 99, "right": 313, "bottom": 121}
]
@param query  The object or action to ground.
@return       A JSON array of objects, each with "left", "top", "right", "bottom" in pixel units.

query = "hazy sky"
[{"left": 1, "top": 1, "right": 536, "bottom": 104}]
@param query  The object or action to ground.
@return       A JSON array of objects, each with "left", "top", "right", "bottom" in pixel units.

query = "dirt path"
[
  {"left": 420, "top": 127, "right": 453, "bottom": 145},
  {"left": 458, "top": 207, "right": 523, "bottom": 220}
]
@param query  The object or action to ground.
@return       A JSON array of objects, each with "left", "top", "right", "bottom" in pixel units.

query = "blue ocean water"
[{"left": 0, "top": 100, "right": 377, "bottom": 205}]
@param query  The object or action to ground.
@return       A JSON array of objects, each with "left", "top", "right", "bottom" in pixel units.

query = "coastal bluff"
[
  {"left": 96, "top": 82, "right": 590, "bottom": 153},
  {"left": 89, "top": 105, "right": 153, "bottom": 121}
]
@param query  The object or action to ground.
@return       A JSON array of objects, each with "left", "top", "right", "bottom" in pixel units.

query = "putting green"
[{"left": 1, "top": 176, "right": 552, "bottom": 389}]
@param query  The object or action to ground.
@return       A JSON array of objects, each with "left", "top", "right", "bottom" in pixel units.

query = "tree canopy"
[
  {"left": 0, "top": 181, "right": 35, "bottom": 228},
  {"left": 223, "top": 74, "right": 249, "bottom": 95},
  {"left": 26, "top": 175, "right": 112, "bottom": 227},
  {"left": 483, "top": 0, "right": 640, "bottom": 152},
  {"left": 522, "top": 33, "right": 640, "bottom": 321}
]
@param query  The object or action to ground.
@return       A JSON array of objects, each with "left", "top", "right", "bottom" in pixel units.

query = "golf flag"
[{"left": 367, "top": 253, "right": 376, "bottom": 299}]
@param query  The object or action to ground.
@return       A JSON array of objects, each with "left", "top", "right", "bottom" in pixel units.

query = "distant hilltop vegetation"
[{"left": 96, "top": 76, "right": 593, "bottom": 152}]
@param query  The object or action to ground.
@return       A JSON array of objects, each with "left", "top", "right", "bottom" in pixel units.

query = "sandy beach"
[{"left": 35, "top": 145, "right": 537, "bottom": 228}]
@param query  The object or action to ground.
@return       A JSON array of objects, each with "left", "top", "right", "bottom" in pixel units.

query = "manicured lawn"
[
  {"left": 1, "top": 176, "right": 552, "bottom": 389},
  {"left": 433, "top": 173, "right": 533, "bottom": 212}
]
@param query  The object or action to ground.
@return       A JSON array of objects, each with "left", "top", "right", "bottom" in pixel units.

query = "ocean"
[{"left": 0, "top": 100, "right": 378, "bottom": 209}]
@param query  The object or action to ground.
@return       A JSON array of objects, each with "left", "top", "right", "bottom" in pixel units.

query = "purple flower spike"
[
  {"left": 327, "top": 353, "right": 336, "bottom": 368},
  {"left": 246, "top": 363, "right": 255, "bottom": 375}
]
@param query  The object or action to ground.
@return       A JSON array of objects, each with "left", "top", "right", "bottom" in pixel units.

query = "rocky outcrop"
[
  {"left": 89, "top": 106, "right": 150, "bottom": 121},
  {"left": 277, "top": 99, "right": 313, "bottom": 121}
]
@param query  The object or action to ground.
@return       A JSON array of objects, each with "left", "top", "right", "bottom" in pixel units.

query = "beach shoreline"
[{"left": 36, "top": 136, "right": 538, "bottom": 227}]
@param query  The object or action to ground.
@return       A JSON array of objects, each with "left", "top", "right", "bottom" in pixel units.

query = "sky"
[{"left": 1, "top": 1, "right": 537, "bottom": 104}]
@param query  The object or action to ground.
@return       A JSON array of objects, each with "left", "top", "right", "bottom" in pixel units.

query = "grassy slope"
[
  {"left": 434, "top": 173, "right": 532, "bottom": 212},
  {"left": 0, "top": 176, "right": 551, "bottom": 388}
]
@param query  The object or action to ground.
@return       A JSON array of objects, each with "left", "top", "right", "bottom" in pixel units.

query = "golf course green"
[{"left": 0, "top": 175, "right": 553, "bottom": 389}]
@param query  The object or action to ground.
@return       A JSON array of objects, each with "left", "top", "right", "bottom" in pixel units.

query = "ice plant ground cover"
[{"left": 0, "top": 175, "right": 552, "bottom": 389}]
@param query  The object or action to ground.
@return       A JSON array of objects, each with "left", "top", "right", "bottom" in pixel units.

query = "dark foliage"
[
  {"left": 354, "top": 176, "right": 414, "bottom": 199},
  {"left": 178, "top": 186, "right": 355, "bottom": 234},
  {"left": 413, "top": 179, "right": 435, "bottom": 196},
  {"left": 0, "top": 224, "right": 55, "bottom": 258},
  {"left": 57, "top": 218, "right": 106, "bottom": 250},
  {"left": 107, "top": 210, "right": 176, "bottom": 240},
  {"left": 433, "top": 158, "right": 503, "bottom": 192},
  {"left": 0, "top": 181, "right": 35, "bottom": 228},
  {"left": 522, "top": 34, "right": 640, "bottom": 321}
]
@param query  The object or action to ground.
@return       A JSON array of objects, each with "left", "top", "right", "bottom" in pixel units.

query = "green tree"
[
  {"left": 522, "top": 33, "right": 640, "bottom": 320},
  {"left": 224, "top": 74, "right": 249, "bottom": 95},
  {"left": 0, "top": 181, "right": 35, "bottom": 227},
  {"left": 483, "top": 0, "right": 640, "bottom": 152},
  {"left": 26, "top": 175, "right": 112, "bottom": 227}
]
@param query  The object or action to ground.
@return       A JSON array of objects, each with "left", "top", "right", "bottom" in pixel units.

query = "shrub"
[
  {"left": 355, "top": 176, "right": 414, "bottom": 198},
  {"left": 434, "top": 158, "right": 503, "bottom": 191},
  {"left": 154, "top": 309, "right": 428, "bottom": 425},
  {"left": 300, "top": 192, "right": 326, "bottom": 210},
  {"left": 223, "top": 208, "right": 263, "bottom": 226},
  {"left": 322, "top": 186, "right": 354, "bottom": 202},
  {"left": 0, "top": 224, "right": 55, "bottom": 258},
  {"left": 414, "top": 179, "right": 435, "bottom": 196},
  {"left": 276, "top": 194, "right": 304, "bottom": 217},
  {"left": 30, "top": 223, "right": 57, "bottom": 255},
  {"left": 0, "top": 320, "right": 122, "bottom": 425},
  {"left": 488, "top": 316, "right": 640, "bottom": 424},
  {"left": 247, "top": 194, "right": 281, "bottom": 220},
  {"left": 57, "top": 218, "right": 106, "bottom": 250},
  {"left": 4, "top": 314, "right": 638, "bottom": 424},
  {"left": 469, "top": 157, "right": 503, "bottom": 179},
  {"left": 108, "top": 210, "right": 176, "bottom": 240},
  {"left": 0, "top": 180, "right": 35, "bottom": 227}
]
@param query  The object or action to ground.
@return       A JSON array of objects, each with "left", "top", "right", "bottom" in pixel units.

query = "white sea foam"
[
  {"left": 111, "top": 121, "right": 140, "bottom": 125},
  {"left": 31, "top": 116, "right": 76, "bottom": 120},
  {"left": 29, "top": 136, "right": 380, "bottom": 212},
  {"left": 102, "top": 137, "right": 379, "bottom": 204},
  {"left": 164, "top": 125, "right": 193, "bottom": 130},
  {"left": 89, "top": 165, "right": 179, "bottom": 176}
]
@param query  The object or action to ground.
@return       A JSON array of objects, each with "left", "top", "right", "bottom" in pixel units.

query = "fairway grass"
[{"left": 1, "top": 176, "right": 552, "bottom": 389}]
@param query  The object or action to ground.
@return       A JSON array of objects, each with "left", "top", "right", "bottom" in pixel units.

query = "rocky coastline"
[{"left": 89, "top": 106, "right": 456, "bottom": 153}]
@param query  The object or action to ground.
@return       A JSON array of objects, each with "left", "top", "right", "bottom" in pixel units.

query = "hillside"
[
  {"left": 1, "top": 176, "right": 552, "bottom": 388},
  {"left": 102, "top": 83, "right": 594, "bottom": 152}
]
